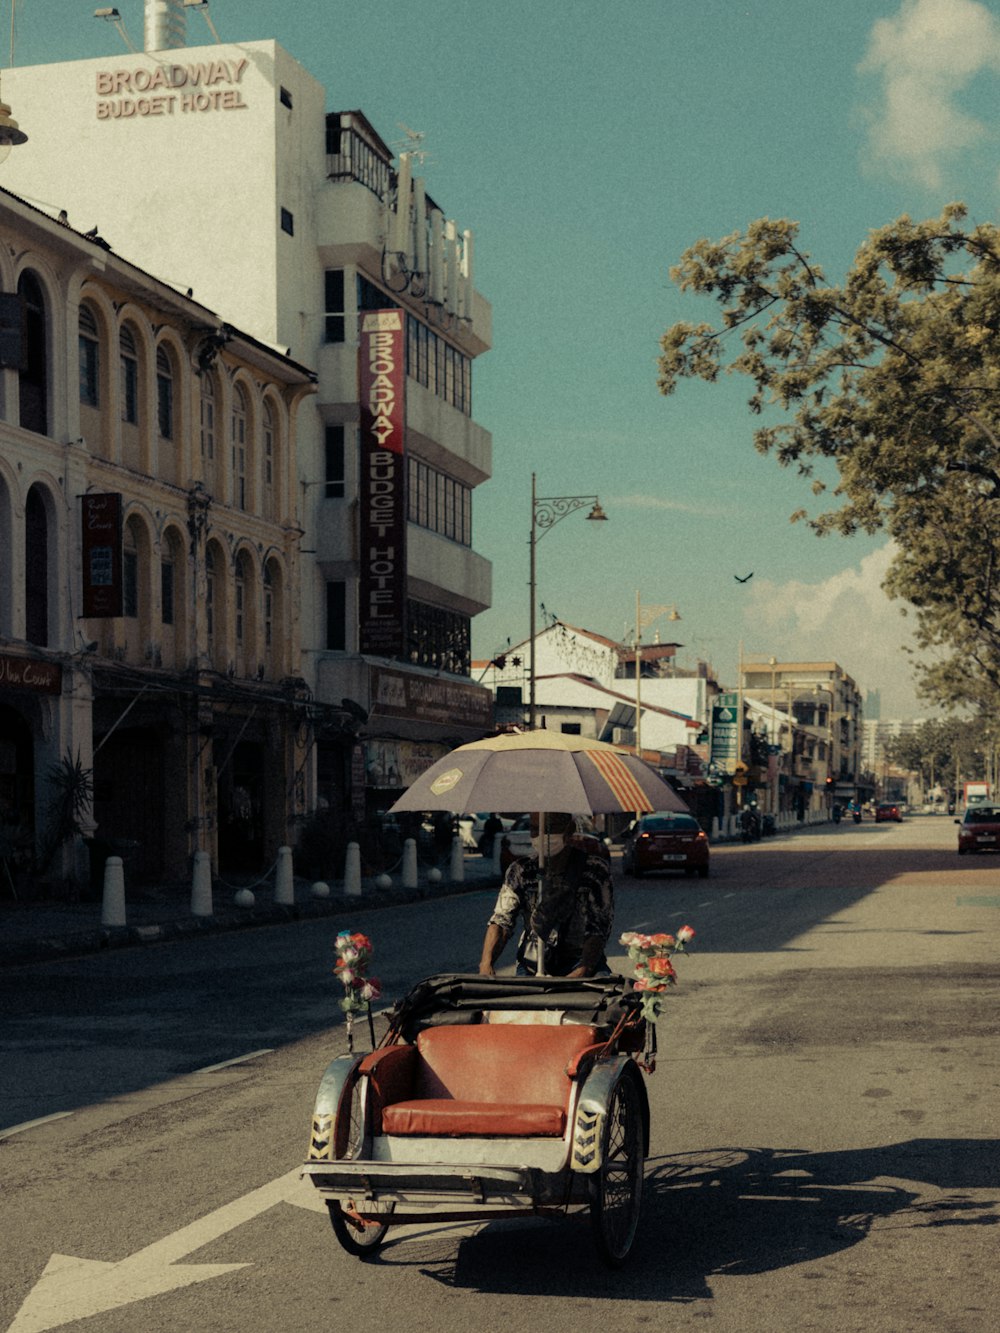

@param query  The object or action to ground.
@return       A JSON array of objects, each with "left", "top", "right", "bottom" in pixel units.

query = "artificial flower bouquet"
[
  {"left": 619, "top": 925, "right": 695, "bottom": 1024},
  {"left": 333, "top": 930, "right": 382, "bottom": 1014}
]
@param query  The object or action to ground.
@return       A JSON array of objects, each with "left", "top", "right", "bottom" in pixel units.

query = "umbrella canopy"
[{"left": 388, "top": 730, "right": 690, "bottom": 817}]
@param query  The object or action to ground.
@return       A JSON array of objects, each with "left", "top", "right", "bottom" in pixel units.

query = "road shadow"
[{"left": 385, "top": 1138, "right": 1000, "bottom": 1299}]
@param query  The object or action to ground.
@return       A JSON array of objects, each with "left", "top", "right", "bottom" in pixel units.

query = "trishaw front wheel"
[
  {"left": 328, "top": 1199, "right": 395, "bottom": 1256},
  {"left": 588, "top": 1071, "right": 644, "bottom": 1266}
]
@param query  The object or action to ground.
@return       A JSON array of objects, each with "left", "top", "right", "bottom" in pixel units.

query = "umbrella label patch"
[{"left": 430, "top": 768, "right": 464, "bottom": 795}]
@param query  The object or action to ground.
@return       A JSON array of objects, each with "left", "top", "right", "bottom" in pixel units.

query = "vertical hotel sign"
[
  {"left": 359, "top": 311, "right": 406, "bottom": 656},
  {"left": 81, "top": 493, "right": 123, "bottom": 617}
]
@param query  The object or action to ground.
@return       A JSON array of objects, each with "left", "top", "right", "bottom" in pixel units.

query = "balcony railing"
[{"left": 326, "top": 124, "right": 393, "bottom": 203}]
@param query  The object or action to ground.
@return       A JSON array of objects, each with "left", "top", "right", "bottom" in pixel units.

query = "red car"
[
  {"left": 621, "top": 812, "right": 710, "bottom": 879},
  {"left": 956, "top": 806, "right": 1000, "bottom": 854},
  {"left": 875, "top": 802, "right": 902, "bottom": 823}
]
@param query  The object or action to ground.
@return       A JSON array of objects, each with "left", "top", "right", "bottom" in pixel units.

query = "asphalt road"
[{"left": 2, "top": 814, "right": 999, "bottom": 1332}]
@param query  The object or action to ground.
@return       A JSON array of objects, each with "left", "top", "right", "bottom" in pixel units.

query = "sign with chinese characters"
[
  {"left": 81, "top": 492, "right": 122, "bottom": 618},
  {"left": 358, "top": 311, "right": 407, "bottom": 656}
]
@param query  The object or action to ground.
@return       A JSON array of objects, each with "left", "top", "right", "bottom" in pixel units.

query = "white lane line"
[
  {"left": 0, "top": 1111, "right": 73, "bottom": 1140},
  {"left": 195, "top": 1049, "right": 273, "bottom": 1074}
]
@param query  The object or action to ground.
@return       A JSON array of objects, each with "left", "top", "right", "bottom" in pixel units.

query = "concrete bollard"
[
  {"left": 402, "top": 837, "right": 418, "bottom": 889},
  {"left": 274, "top": 845, "right": 295, "bottom": 905},
  {"left": 190, "top": 850, "right": 213, "bottom": 917},
  {"left": 711, "top": 816, "right": 721, "bottom": 842},
  {"left": 101, "top": 855, "right": 126, "bottom": 927},
  {"left": 344, "top": 841, "right": 362, "bottom": 897},
  {"left": 449, "top": 834, "right": 464, "bottom": 884},
  {"left": 311, "top": 881, "right": 331, "bottom": 899}
]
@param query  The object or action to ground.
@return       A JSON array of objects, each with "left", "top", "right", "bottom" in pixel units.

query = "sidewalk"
[{"left": 0, "top": 853, "right": 503, "bottom": 968}]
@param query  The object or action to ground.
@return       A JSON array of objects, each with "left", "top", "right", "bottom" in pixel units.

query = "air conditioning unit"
[{"left": 612, "top": 727, "right": 635, "bottom": 746}]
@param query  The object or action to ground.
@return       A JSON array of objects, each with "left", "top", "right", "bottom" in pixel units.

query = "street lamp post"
[{"left": 528, "top": 472, "right": 607, "bottom": 729}]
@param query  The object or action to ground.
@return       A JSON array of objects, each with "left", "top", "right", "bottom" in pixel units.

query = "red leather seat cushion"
[
  {"left": 375, "top": 1023, "right": 599, "bottom": 1137},
  {"left": 381, "top": 1099, "right": 566, "bottom": 1137}
]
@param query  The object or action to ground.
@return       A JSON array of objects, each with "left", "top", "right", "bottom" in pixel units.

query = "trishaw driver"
[{"left": 478, "top": 812, "right": 614, "bottom": 978}]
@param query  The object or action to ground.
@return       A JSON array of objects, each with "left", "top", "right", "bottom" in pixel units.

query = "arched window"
[
  {"left": 120, "top": 325, "right": 138, "bottom": 424},
  {"left": 232, "top": 384, "right": 247, "bottom": 510},
  {"left": 156, "top": 346, "right": 173, "bottom": 439},
  {"left": 79, "top": 304, "right": 100, "bottom": 407},
  {"left": 263, "top": 400, "right": 275, "bottom": 519},
  {"left": 18, "top": 272, "right": 48, "bottom": 435},
  {"left": 24, "top": 485, "right": 48, "bottom": 645},
  {"left": 200, "top": 373, "right": 215, "bottom": 462},
  {"left": 205, "top": 545, "right": 216, "bottom": 647}
]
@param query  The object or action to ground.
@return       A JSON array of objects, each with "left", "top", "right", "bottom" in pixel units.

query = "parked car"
[
  {"left": 875, "top": 802, "right": 903, "bottom": 823},
  {"left": 621, "top": 812, "right": 710, "bottom": 879},
  {"left": 956, "top": 805, "right": 1000, "bottom": 854},
  {"left": 499, "top": 815, "right": 611, "bottom": 872}
]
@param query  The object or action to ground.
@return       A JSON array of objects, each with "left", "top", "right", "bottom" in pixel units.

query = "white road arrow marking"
[{"left": 9, "top": 1167, "right": 306, "bottom": 1333}]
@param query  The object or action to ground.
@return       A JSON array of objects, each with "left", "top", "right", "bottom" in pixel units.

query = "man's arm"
[{"left": 478, "top": 922, "right": 509, "bottom": 975}]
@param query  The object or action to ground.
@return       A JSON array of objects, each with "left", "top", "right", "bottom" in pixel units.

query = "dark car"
[
  {"left": 621, "top": 812, "right": 709, "bottom": 879},
  {"left": 956, "top": 805, "right": 1000, "bottom": 854},
  {"left": 875, "top": 802, "right": 902, "bottom": 823}
]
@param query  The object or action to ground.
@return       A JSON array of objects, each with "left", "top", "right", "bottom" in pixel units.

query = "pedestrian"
[
  {"left": 478, "top": 812, "right": 613, "bottom": 978},
  {"left": 479, "top": 812, "right": 504, "bottom": 857}
]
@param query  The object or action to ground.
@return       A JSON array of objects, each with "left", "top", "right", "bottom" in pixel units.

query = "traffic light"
[{"left": 825, "top": 776, "right": 834, "bottom": 788}]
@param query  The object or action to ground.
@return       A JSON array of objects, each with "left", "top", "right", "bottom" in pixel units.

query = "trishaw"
[
  {"left": 302, "top": 970, "right": 654, "bottom": 1266},
  {"left": 303, "top": 731, "right": 692, "bottom": 1266}
]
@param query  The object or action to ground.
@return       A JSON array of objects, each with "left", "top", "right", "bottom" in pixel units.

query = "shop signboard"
[
  {"left": 358, "top": 310, "right": 406, "bottom": 657},
  {"left": 710, "top": 690, "right": 740, "bottom": 774},
  {"left": 81, "top": 492, "right": 122, "bottom": 617}
]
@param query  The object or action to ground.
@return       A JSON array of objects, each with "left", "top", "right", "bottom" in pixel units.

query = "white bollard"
[
  {"left": 101, "top": 855, "right": 126, "bottom": 927},
  {"left": 190, "top": 850, "right": 213, "bottom": 917},
  {"left": 402, "top": 837, "right": 418, "bottom": 889},
  {"left": 234, "top": 887, "right": 255, "bottom": 908},
  {"left": 711, "top": 816, "right": 721, "bottom": 842},
  {"left": 311, "top": 881, "right": 331, "bottom": 899},
  {"left": 344, "top": 841, "right": 362, "bottom": 897},
  {"left": 274, "top": 845, "right": 295, "bottom": 905},
  {"left": 449, "top": 834, "right": 464, "bottom": 884}
]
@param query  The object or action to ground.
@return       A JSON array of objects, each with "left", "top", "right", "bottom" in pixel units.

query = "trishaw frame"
[{"left": 303, "top": 972, "right": 652, "bottom": 1266}]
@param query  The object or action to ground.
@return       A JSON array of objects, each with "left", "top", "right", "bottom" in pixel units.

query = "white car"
[{"left": 457, "top": 813, "right": 515, "bottom": 851}]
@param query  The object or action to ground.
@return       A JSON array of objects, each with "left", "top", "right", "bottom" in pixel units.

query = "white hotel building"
[{"left": 2, "top": 1, "right": 494, "bottom": 841}]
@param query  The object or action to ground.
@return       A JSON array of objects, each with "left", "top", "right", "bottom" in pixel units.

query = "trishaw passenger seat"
[{"left": 373, "top": 1023, "right": 601, "bottom": 1138}]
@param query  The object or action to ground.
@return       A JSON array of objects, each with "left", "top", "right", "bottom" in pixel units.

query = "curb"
[{"left": 0, "top": 876, "right": 499, "bottom": 969}]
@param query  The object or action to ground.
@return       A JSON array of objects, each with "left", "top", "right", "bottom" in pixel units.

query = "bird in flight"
[{"left": 734, "top": 572, "right": 754, "bottom": 583}]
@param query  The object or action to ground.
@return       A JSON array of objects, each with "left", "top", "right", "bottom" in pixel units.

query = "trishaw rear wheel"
[
  {"left": 328, "top": 1066, "right": 395, "bottom": 1256},
  {"left": 588, "top": 1071, "right": 644, "bottom": 1266},
  {"left": 328, "top": 1199, "right": 395, "bottom": 1256}
]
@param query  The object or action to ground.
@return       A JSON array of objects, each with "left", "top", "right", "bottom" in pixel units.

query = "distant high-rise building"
[{"left": 865, "top": 689, "right": 882, "bottom": 721}]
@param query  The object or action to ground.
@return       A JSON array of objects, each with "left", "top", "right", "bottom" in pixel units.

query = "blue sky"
[{"left": 8, "top": 0, "right": 1000, "bottom": 716}]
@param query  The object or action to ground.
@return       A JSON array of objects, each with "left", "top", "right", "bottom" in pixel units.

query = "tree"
[{"left": 658, "top": 205, "right": 1000, "bottom": 707}]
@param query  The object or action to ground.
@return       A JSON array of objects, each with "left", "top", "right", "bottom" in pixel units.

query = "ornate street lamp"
[{"left": 528, "top": 472, "right": 606, "bottom": 729}]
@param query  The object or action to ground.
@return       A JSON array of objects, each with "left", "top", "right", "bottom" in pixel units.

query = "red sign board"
[
  {"left": 81, "top": 492, "right": 123, "bottom": 617},
  {"left": 0, "top": 653, "right": 62, "bottom": 694},
  {"left": 358, "top": 311, "right": 406, "bottom": 657}
]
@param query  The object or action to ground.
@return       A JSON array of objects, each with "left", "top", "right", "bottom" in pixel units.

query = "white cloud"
[
  {"left": 743, "top": 542, "right": 928, "bottom": 717},
  {"left": 611, "top": 492, "right": 730, "bottom": 517},
  {"left": 859, "top": 0, "right": 1000, "bottom": 189}
]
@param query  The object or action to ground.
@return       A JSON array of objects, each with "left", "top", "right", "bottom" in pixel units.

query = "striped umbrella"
[{"left": 388, "top": 730, "right": 689, "bottom": 818}]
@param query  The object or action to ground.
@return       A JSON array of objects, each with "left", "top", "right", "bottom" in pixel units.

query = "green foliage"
[
  {"left": 659, "top": 205, "right": 1000, "bottom": 708},
  {"left": 883, "top": 715, "right": 996, "bottom": 791}
]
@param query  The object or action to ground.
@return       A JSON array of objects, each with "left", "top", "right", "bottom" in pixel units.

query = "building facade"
[
  {"left": 741, "top": 659, "right": 866, "bottom": 815},
  {"left": 0, "top": 187, "right": 317, "bottom": 890},
  {"left": 2, "top": 3, "right": 494, "bottom": 848}
]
